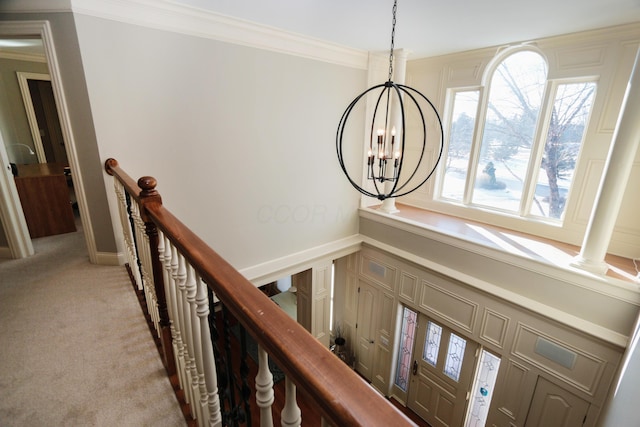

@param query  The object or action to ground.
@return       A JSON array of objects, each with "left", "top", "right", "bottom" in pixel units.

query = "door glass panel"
[
  {"left": 394, "top": 307, "right": 418, "bottom": 392},
  {"left": 444, "top": 332, "right": 467, "bottom": 381},
  {"left": 465, "top": 350, "right": 501, "bottom": 427},
  {"left": 423, "top": 321, "right": 442, "bottom": 367}
]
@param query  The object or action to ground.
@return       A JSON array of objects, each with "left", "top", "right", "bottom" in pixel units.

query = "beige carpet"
[{"left": 0, "top": 217, "right": 185, "bottom": 426}]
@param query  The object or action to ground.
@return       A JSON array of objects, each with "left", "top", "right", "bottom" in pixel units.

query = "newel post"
[{"left": 138, "top": 176, "right": 176, "bottom": 376}]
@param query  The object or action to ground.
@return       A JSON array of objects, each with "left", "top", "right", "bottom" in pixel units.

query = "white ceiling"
[
  {"left": 170, "top": 0, "right": 640, "bottom": 58},
  {"left": 0, "top": 1, "right": 639, "bottom": 59}
]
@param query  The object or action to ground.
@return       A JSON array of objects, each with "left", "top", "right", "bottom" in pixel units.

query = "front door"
[{"left": 408, "top": 314, "right": 478, "bottom": 427}]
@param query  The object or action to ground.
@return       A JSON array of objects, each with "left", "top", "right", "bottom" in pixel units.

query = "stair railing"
[{"left": 105, "top": 158, "right": 416, "bottom": 427}]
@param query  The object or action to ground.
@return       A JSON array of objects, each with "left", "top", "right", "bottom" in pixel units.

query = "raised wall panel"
[
  {"left": 480, "top": 308, "right": 510, "bottom": 349},
  {"left": 419, "top": 280, "right": 478, "bottom": 334},
  {"left": 597, "top": 41, "right": 639, "bottom": 133},
  {"left": 346, "top": 252, "right": 357, "bottom": 272},
  {"left": 373, "top": 344, "right": 391, "bottom": 393},
  {"left": 399, "top": 271, "right": 420, "bottom": 305},
  {"left": 313, "top": 296, "right": 328, "bottom": 341},
  {"left": 446, "top": 60, "right": 483, "bottom": 85},
  {"left": 554, "top": 45, "right": 607, "bottom": 70},
  {"left": 379, "top": 292, "right": 395, "bottom": 336},
  {"left": 572, "top": 159, "right": 604, "bottom": 224},
  {"left": 512, "top": 324, "right": 606, "bottom": 395},
  {"left": 496, "top": 360, "right": 530, "bottom": 422},
  {"left": 360, "top": 252, "right": 397, "bottom": 293}
]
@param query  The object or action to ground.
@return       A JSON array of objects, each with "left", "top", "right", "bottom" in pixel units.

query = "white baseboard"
[
  {"left": 0, "top": 246, "right": 13, "bottom": 259},
  {"left": 239, "top": 235, "right": 362, "bottom": 287},
  {"left": 93, "top": 251, "right": 124, "bottom": 266}
]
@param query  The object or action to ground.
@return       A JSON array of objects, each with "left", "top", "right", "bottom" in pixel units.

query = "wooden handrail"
[{"left": 105, "top": 158, "right": 417, "bottom": 426}]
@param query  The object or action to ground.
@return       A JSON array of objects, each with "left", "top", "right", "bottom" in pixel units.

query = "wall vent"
[
  {"left": 368, "top": 261, "right": 386, "bottom": 277},
  {"left": 534, "top": 337, "right": 577, "bottom": 369}
]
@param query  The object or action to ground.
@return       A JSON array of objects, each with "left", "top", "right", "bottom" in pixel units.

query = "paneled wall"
[{"left": 335, "top": 245, "right": 624, "bottom": 426}]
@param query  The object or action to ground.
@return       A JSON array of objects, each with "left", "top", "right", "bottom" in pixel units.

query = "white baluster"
[
  {"left": 169, "top": 240, "right": 186, "bottom": 392},
  {"left": 135, "top": 201, "right": 159, "bottom": 335},
  {"left": 186, "top": 265, "right": 205, "bottom": 425},
  {"left": 160, "top": 235, "right": 182, "bottom": 389},
  {"left": 281, "top": 377, "right": 301, "bottom": 427},
  {"left": 177, "top": 254, "right": 196, "bottom": 414},
  {"left": 256, "top": 345, "right": 274, "bottom": 427},
  {"left": 195, "top": 275, "right": 222, "bottom": 427}
]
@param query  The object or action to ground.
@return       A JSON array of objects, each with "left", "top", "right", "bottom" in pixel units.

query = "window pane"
[
  {"left": 465, "top": 350, "right": 501, "bottom": 427},
  {"left": 442, "top": 90, "right": 479, "bottom": 201},
  {"left": 423, "top": 321, "right": 442, "bottom": 367},
  {"left": 443, "top": 333, "right": 467, "bottom": 382},
  {"left": 473, "top": 51, "right": 547, "bottom": 212},
  {"left": 394, "top": 307, "right": 418, "bottom": 392},
  {"left": 530, "top": 81, "right": 596, "bottom": 220}
]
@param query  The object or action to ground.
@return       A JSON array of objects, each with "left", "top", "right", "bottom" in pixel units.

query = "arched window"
[{"left": 439, "top": 49, "right": 596, "bottom": 221}]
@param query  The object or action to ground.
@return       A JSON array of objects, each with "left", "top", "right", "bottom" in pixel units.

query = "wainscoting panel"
[
  {"left": 419, "top": 279, "right": 478, "bottom": 334},
  {"left": 512, "top": 324, "right": 606, "bottom": 395},
  {"left": 480, "top": 308, "right": 510, "bottom": 349}
]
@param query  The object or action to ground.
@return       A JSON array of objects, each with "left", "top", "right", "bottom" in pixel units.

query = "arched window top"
[{"left": 482, "top": 48, "right": 548, "bottom": 87}]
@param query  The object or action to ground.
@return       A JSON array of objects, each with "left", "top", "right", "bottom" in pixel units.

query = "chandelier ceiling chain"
[
  {"left": 387, "top": 0, "right": 397, "bottom": 81},
  {"left": 336, "top": 0, "right": 444, "bottom": 201}
]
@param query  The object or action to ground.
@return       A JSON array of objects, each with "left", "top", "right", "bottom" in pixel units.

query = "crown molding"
[
  {"left": 0, "top": 0, "right": 368, "bottom": 69},
  {"left": 1, "top": 0, "right": 368, "bottom": 68}
]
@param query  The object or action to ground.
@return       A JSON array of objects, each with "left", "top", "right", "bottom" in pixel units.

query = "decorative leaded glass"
[
  {"left": 394, "top": 307, "right": 418, "bottom": 392},
  {"left": 465, "top": 350, "right": 501, "bottom": 427},
  {"left": 443, "top": 332, "right": 467, "bottom": 381},
  {"left": 423, "top": 321, "right": 442, "bottom": 367}
]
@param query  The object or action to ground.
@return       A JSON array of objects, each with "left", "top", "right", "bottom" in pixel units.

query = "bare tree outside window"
[{"left": 440, "top": 50, "right": 596, "bottom": 221}]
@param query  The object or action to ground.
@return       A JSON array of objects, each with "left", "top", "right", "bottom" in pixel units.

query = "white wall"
[
  {"left": 74, "top": 15, "right": 366, "bottom": 270},
  {"left": 600, "top": 318, "right": 640, "bottom": 426}
]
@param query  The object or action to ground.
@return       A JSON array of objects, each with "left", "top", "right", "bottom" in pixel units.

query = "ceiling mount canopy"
[{"left": 336, "top": 0, "right": 444, "bottom": 201}]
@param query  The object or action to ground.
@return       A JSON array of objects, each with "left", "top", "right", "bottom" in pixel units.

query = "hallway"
[{"left": 0, "top": 219, "right": 185, "bottom": 426}]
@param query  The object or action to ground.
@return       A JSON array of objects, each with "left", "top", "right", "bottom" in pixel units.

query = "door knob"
[{"left": 412, "top": 360, "right": 418, "bottom": 375}]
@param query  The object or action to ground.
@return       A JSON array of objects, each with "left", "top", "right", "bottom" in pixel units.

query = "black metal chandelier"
[{"left": 336, "top": 0, "right": 444, "bottom": 201}]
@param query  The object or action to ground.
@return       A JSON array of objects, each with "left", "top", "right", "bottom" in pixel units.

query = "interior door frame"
[
  {"left": 16, "top": 71, "right": 51, "bottom": 163},
  {"left": 0, "top": 131, "right": 33, "bottom": 258},
  {"left": 0, "top": 20, "right": 98, "bottom": 262}
]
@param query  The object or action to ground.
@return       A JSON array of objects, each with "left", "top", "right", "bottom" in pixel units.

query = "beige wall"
[{"left": 72, "top": 14, "right": 366, "bottom": 270}]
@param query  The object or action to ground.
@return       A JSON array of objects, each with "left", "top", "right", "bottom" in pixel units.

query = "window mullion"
[
  {"left": 464, "top": 86, "right": 488, "bottom": 205},
  {"left": 520, "top": 80, "right": 555, "bottom": 216}
]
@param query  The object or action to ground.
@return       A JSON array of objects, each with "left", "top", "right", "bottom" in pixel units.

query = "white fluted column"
[{"left": 571, "top": 47, "right": 640, "bottom": 274}]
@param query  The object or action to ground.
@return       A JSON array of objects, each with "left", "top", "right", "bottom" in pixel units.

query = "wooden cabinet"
[{"left": 14, "top": 162, "right": 76, "bottom": 238}]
